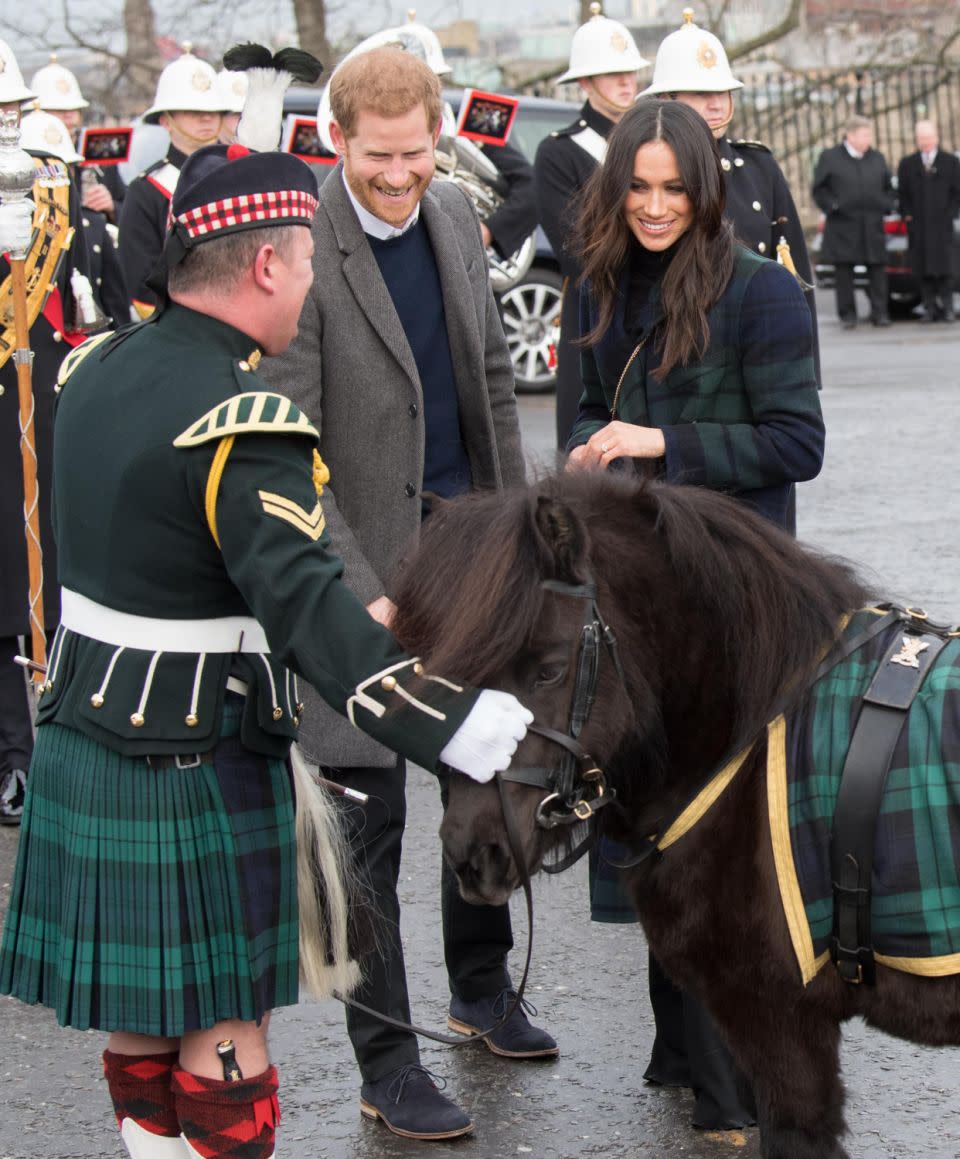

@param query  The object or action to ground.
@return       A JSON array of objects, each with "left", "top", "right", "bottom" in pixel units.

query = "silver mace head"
[{"left": 0, "top": 108, "right": 36, "bottom": 260}]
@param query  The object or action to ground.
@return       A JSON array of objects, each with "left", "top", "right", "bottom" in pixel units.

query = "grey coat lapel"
[
  {"left": 321, "top": 167, "right": 421, "bottom": 391},
  {"left": 419, "top": 189, "right": 498, "bottom": 479}
]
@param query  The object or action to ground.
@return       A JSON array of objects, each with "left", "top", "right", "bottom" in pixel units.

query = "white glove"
[{"left": 439, "top": 689, "right": 534, "bottom": 783}]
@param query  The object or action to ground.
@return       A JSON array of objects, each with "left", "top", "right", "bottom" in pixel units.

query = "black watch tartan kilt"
[{"left": 0, "top": 698, "right": 299, "bottom": 1035}]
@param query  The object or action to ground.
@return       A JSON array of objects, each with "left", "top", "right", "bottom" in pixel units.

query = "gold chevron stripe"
[{"left": 259, "top": 491, "right": 326, "bottom": 541}]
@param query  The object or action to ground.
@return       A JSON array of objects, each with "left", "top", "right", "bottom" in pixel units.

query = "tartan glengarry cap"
[{"left": 165, "top": 143, "right": 318, "bottom": 266}]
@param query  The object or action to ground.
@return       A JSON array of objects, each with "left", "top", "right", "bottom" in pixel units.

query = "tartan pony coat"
[{"left": 568, "top": 245, "right": 824, "bottom": 532}]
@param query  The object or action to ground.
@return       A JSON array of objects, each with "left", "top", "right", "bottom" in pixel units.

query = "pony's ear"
[{"left": 533, "top": 495, "right": 590, "bottom": 584}]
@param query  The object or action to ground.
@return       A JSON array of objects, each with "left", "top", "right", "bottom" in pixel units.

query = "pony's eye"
[{"left": 534, "top": 662, "right": 567, "bottom": 689}]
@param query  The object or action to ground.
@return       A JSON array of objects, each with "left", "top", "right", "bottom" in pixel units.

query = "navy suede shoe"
[
  {"left": 360, "top": 1064, "right": 473, "bottom": 1140},
  {"left": 448, "top": 988, "right": 559, "bottom": 1059}
]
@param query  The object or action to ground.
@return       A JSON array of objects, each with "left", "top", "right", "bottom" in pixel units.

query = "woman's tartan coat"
[{"left": 568, "top": 245, "right": 824, "bottom": 531}]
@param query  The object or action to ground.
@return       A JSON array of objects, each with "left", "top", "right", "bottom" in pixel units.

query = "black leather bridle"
[
  {"left": 336, "top": 574, "right": 627, "bottom": 1041},
  {"left": 498, "top": 575, "right": 625, "bottom": 871}
]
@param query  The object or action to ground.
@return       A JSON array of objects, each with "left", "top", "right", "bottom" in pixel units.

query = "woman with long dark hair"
[
  {"left": 567, "top": 97, "right": 824, "bottom": 1132},
  {"left": 567, "top": 97, "right": 822, "bottom": 529}
]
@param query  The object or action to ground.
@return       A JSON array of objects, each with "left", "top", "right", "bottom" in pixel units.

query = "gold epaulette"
[
  {"left": 54, "top": 331, "right": 115, "bottom": 392},
  {"left": 174, "top": 392, "right": 319, "bottom": 448}
]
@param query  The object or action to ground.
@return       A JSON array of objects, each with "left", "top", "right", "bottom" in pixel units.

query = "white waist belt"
[{"left": 60, "top": 588, "right": 271, "bottom": 654}]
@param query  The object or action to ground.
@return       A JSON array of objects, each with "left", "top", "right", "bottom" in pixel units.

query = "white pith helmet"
[
  {"left": 643, "top": 8, "right": 743, "bottom": 95},
  {"left": 557, "top": 2, "right": 649, "bottom": 84},
  {"left": 19, "top": 108, "right": 82, "bottom": 163},
  {"left": 142, "top": 48, "right": 227, "bottom": 124},
  {"left": 316, "top": 11, "right": 451, "bottom": 152},
  {"left": 0, "top": 38, "right": 36, "bottom": 105},
  {"left": 30, "top": 54, "right": 89, "bottom": 110},
  {"left": 216, "top": 67, "right": 248, "bottom": 115}
]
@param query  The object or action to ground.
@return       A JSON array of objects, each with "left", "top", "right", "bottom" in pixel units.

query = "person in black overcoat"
[
  {"left": 534, "top": 9, "right": 649, "bottom": 447},
  {"left": 897, "top": 120, "right": 960, "bottom": 322},
  {"left": 812, "top": 115, "right": 894, "bottom": 328}
]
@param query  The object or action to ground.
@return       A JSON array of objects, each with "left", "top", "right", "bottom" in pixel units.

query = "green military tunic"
[
  {"left": 40, "top": 303, "right": 476, "bottom": 763},
  {"left": 0, "top": 303, "right": 479, "bottom": 1034}
]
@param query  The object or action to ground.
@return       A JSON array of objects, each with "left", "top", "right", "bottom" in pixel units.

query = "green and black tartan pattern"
[
  {"left": 570, "top": 246, "right": 823, "bottom": 506},
  {"left": 787, "top": 613, "right": 960, "bottom": 961},
  {"left": 0, "top": 701, "right": 299, "bottom": 1035}
]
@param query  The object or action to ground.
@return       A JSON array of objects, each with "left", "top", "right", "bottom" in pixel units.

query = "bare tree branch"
[{"left": 727, "top": 0, "right": 803, "bottom": 62}]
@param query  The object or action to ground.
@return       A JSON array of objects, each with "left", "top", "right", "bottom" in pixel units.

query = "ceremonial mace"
[{"left": 0, "top": 109, "right": 46, "bottom": 687}]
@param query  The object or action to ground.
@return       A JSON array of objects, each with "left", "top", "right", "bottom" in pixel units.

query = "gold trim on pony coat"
[
  {"left": 655, "top": 659, "right": 960, "bottom": 986},
  {"left": 766, "top": 711, "right": 960, "bottom": 984},
  {"left": 656, "top": 744, "right": 753, "bottom": 851},
  {"left": 767, "top": 714, "right": 830, "bottom": 984}
]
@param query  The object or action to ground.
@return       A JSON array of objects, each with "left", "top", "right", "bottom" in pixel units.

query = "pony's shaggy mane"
[{"left": 394, "top": 472, "right": 872, "bottom": 751}]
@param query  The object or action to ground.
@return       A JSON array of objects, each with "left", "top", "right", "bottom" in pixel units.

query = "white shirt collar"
[
  {"left": 341, "top": 169, "right": 420, "bottom": 240},
  {"left": 844, "top": 141, "right": 864, "bottom": 160}
]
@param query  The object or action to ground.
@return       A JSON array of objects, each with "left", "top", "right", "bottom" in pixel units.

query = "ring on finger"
[{"left": 600, "top": 442, "right": 609, "bottom": 453}]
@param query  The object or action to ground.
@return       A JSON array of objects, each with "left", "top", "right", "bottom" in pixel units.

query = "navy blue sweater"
[{"left": 368, "top": 222, "right": 472, "bottom": 507}]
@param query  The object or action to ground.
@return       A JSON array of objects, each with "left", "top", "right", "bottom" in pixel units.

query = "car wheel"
[{"left": 498, "top": 267, "right": 564, "bottom": 393}]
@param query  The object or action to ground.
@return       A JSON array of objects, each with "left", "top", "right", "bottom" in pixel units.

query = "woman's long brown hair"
[{"left": 574, "top": 98, "right": 735, "bottom": 379}]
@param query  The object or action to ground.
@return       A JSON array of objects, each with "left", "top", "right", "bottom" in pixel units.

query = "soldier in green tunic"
[{"left": 0, "top": 141, "right": 532, "bottom": 1159}]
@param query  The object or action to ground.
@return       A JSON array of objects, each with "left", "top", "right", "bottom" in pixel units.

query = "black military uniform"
[
  {"left": 535, "top": 101, "right": 614, "bottom": 447},
  {"left": 118, "top": 146, "right": 187, "bottom": 316},
  {"left": 0, "top": 151, "right": 116, "bottom": 824},
  {"left": 80, "top": 162, "right": 127, "bottom": 223},
  {"left": 480, "top": 139, "right": 538, "bottom": 261},
  {"left": 717, "top": 137, "right": 819, "bottom": 385},
  {"left": 80, "top": 208, "right": 130, "bottom": 327}
]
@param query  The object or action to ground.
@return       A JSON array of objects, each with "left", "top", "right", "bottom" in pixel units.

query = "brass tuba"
[{"left": 433, "top": 129, "right": 536, "bottom": 292}]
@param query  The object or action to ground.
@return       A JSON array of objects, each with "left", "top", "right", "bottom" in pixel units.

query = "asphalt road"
[{"left": 1, "top": 303, "right": 959, "bottom": 1158}]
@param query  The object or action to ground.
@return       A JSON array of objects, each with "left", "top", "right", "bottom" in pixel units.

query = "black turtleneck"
[{"left": 624, "top": 240, "right": 680, "bottom": 339}]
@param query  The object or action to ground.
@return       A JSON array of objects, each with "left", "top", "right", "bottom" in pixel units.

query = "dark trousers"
[
  {"left": 921, "top": 275, "right": 954, "bottom": 318},
  {"left": 555, "top": 281, "right": 583, "bottom": 450},
  {"left": 330, "top": 760, "right": 512, "bottom": 1083},
  {"left": 0, "top": 637, "right": 34, "bottom": 777},
  {"left": 644, "top": 951, "right": 755, "bottom": 1129},
  {"left": 834, "top": 262, "right": 888, "bottom": 323}
]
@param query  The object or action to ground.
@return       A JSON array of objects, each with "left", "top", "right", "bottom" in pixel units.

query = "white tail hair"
[{"left": 290, "top": 743, "right": 362, "bottom": 999}]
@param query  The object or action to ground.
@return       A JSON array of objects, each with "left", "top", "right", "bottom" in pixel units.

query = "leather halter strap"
[{"left": 500, "top": 575, "right": 623, "bottom": 861}]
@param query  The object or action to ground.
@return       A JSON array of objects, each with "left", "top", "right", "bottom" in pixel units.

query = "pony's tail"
[{"left": 290, "top": 744, "right": 363, "bottom": 999}]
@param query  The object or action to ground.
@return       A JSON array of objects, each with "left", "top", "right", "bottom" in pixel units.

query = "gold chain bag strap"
[
  {"left": 0, "top": 156, "right": 74, "bottom": 372},
  {"left": 610, "top": 334, "right": 648, "bottom": 419}
]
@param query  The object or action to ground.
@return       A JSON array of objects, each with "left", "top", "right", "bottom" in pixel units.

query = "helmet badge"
[
  {"left": 696, "top": 40, "right": 717, "bottom": 68},
  {"left": 192, "top": 68, "right": 212, "bottom": 91}
]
